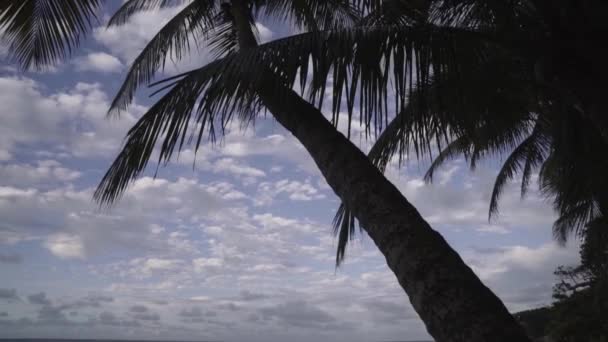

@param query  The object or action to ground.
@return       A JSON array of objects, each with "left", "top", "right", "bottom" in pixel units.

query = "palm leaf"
[
  {"left": 332, "top": 202, "right": 358, "bottom": 265},
  {"left": 359, "top": 0, "right": 431, "bottom": 26},
  {"left": 552, "top": 200, "right": 599, "bottom": 245},
  {"left": 247, "top": 24, "right": 490, "bottom": 137},
  {"left": 107, "top": 0, "right": 219, "bottom": 116},
  {"left": 0, "top": 0, "right": 102, "bottom": 70},
  {"left": 331, "top": 44, "right": 533, "bottom": 264},
  {"left": 142, "top": 22, "right": 492, "bottom": 138},
  {"left": 487, "top": 122, "right": 542, "bottom": 219},
  {"left": 259, "top": 0, "right": 360, "bottom": 30},
  {"left": 431, "top": 0, "right": 535, "bottom": 28},
  {"left": 423, "top": 135, "right": 472, "bottom": 183},
  {"left": 95, "top": 52, "right": 266, "bottom": 205}
]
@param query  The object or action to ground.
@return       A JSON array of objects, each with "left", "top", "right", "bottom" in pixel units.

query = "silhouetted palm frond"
[
  {"left": 487, "top": 121, "right": 546, "bottom": 219},
  {"left": 107, "top": 0, "right": 220, "bottom": 116},
  {"left": 94, "top": 52, "right": 266, "bottom": 205},
  {"left": 258, "top": 0, "right": 360, "bottom": 30},
  {"left": 0, "top": 0, "right": 102, "bottom": 70}
]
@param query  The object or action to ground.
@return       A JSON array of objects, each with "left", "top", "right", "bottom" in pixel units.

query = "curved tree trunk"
[{"left": 230, "top": 1, "right": 532, "bottom": 341}]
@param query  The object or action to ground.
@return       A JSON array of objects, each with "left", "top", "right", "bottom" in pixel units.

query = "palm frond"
[
  {"left": 206, "top": 18, "right": 239, "bottom": 58},
  {"left": 423, "top": 135, "right": 472, "bottom": 183},
  {"left": 248, "top": 24, "right": 492, "bottom": 137},
  {"left": 359, "top": 0, "right": 431, "bottom": 26},
  {"left": 259, "top": 0, "right": 360, "bottom": 30},
  {"left": 110, "top": 15, "right": 498, "bottom": 135},
  {"left": 431, "top": 0, "right": 536, "bottom": 29},
  {"left": 0, "top": 0, "right": 102, "bottom": 70},
  {"left": 332, "top": 203, "right": 358, "bottom": 266},
  {"left": 552, "top": 200, "right": 599, "bottom": 245},
  {"left": 519, "top": 119, "right": 549, "bottom": 198},
  {"left": 488, "top": 122, "right": 541, "bottom": 219},
  {"left": 107, "top": 0, "right": 219, "bottom": 116},
  {"left": 107, "top": 0, "right": 192, "bottom": 27},
  {"left": 95, "top": 53, "right": 266, "bottom": 205},
  {"left": 536, "top": 106, "right": 608, "bottom": 244},
  {"left": 331, "top": 43, "right": 532, "bottom": 264}
]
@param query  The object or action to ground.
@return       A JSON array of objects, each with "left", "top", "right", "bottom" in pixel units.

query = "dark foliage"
[{"left": 0, "top": 0, "right": 102, "bottom": 70}]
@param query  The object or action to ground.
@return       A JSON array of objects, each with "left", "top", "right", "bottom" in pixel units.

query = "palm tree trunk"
[{"left": 230, "top": 1, "right": 532, "bottom": 341}]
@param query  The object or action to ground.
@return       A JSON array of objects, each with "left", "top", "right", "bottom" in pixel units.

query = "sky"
[{"left": 0, "top": 2, "right": 581, "bottom": 342}]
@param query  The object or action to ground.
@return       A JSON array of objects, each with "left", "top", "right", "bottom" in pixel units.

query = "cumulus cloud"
[
  {"left": 73, "top": 52, "right": 123, "bottom": 73},
  {"left": 192, "top": 257, "right": 224, "bottom": 273},
  {"left": 212, "top": 158, "right": 266, "bottom": 179},
  {"left": 385, "top": 159, "right": 557, "bottom": 236},
  {"left": 44, "top": 234, "right": 86, "bottom": 259},
  {"left": 218, "top": 132, "right": 318, "bottom": 174},
  {"left": 0, "top": 176, "right": 244, "bottom": 260},
  {"left": 93, "top": 4, "right": 208, "bottom": 76},
  {"left": 0, "top": 160, "right": 80, "bottom": 187},
  {"left": 0, "top": 76, "right": 141, "bottom": 158},
  {"left": 255, "top": 179, "right": 325, "bottom": 206},
  {"left": 463, "top": 242, "right": 579, "bottom": 311}
]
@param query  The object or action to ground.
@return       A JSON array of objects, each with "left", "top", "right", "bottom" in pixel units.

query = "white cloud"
[
  {"left": 0, "top": 160, "right": 80, "bottom": 187},
  {"left": 212, "top": 158, "right": 266, "bottom": 179},
  {"left": 463, "top": 242, "right": 579, "bottom": 311},
  {"left": 192, "top": 257, "right": 224, "bottom": 273},
  {"left": 74, "top": 52, "right": 123, "bottom": 73},
  {"left": 385, "top": 160, "right": 557, "bottom": 235},
  {"left": 94, "top": 7, "right": 184, "bottom": 63},
  {"left": 0, "top": 176, "right": 243, "bottom": 260},
  {"left": 0, "top": 186, "right": 37, "bottom": 198},
  {"left": 93, "top": 4, "right": 207, "bottom": 76},
  {"left": 222, "top": 133, "right": 318, "bottom": 174},
  {"left": 204, "top": 182, "right": 247, "bottom": 200},
  {"left": 0, "top": 76, "right": 142, "bottom": 158},
  {"left": 140, "top": 258, "right": 184, "bottom": 275},
  {"left": 476, "top": 224, "right": 510, "bottom": 234},
  {"left": 255, "top": 179, "right": 325, "bottom": 206},
  {"left": 44, "top": 234, "right": 85, "bottom": 259}
]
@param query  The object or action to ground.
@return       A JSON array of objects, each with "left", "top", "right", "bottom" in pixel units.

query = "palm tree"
[
  {"left": 331, "top": 0, "right": 608, "bottom": 256},
  {"left": 1, "top": 1, "right": 536, "bottom": 341}
]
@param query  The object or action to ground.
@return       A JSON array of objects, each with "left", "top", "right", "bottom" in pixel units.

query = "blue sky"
[{"left": 0, "top": 2, "right": 580, "bottom": 341}]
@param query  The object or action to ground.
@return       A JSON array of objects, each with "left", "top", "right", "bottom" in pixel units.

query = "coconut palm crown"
[{"left": 330, "top": 0, "right": 608, "bottom": 263}]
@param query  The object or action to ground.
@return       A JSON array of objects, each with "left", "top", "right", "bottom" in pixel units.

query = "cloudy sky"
[{"left": 0, "top": 2, "right": 580, "bottom": 342}]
